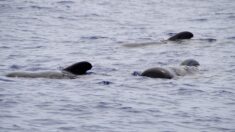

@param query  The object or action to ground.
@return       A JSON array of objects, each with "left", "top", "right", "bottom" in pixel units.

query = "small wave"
[
  {"left": 57, "top": 16, "right": 78, "bottom": 21},
  {"left": 119, "top": 106, "right": 142, "bottom": 113},
  {"left": 16, "top": 7, "right": 25, "bottom": 10},
  {"left": 30, "top": 5, "right": 51, "bottom": 10},
  {"left": 96, "top": 101, "right": 112, "bottom": 108},
  {"left": 213, "top": 90, "right": 234, "bottom": 96},
  {"left": 81, "top": 125, "right": 111, "bottom": 131},
  {"left": 0, "top": 46, "right": 10, "bottom": 49},
  {"left": 94, "top": 67, "right": 117, "bottom": 74},
  {"left": 227, "top": 36, "right": 235, "bottom": 40},
  {"left": 177, "top": 88, "right": 205, "bottom": 95},
  {"left": 0, "top": 100, "right": 18, "bottom": 107},
  {"left": 9, "top": 64, "right": 25, "bottom": 70},
  {"left": 76, "top": 13, "right": 101, "bottom": 18},
  {"left": 58, "top": 126, "right": 76, "bottom": 131},
  {"left": 194, "top": 116, "right": 223, "bottom": 123},
  {"left": 0, "top": 3, "right": 11, "bottom": 9},
  {"left": 173, "top": 112, "right": 191, "bottom": 118},
  {"left": 0, "top": 115, "right": 19, "bottom": 118},
  {"left": 215, "top": 12, "right": 234, "bottom": 15},
  {"left": 210, "top": 127, "right": 234, "bottom": 132},
  {"left": 228, "top": 15, "right": 235, "bottom": 19},
  {"left": 119, "top": 106, "right": 132, "bottom": 110},
  {"left": 190, "top": 18, "right": 208, "bottom": 22},
  {"left": 57, "top": 1, "right": 75, "bottom": 4},
  {"left": 80, "top": 36, "right": 108, "bottom": 40},
  {"left": 0, "top": 124, "right": 23, "bottom": 131},
  {"left": 30, "top": 119, "right": 66, "bottom": 125},
  {"left": 198, "top": 38, "right": 217, "bottom": 43},
  {"left": 98, "top": 81, "right": 113, "bottom": 85},
  {"left": 22, "top": 46, "right": 44, "bottom": 49}
]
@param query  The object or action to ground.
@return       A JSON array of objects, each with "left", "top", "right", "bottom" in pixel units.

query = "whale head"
[
  {"left": 63, "top": 61, "right": 92, "bottom": 75},
  {"left": 168, "top": 31, "right": 194, "bottom": 41},
  {"left": 180, "top": 59, "right": 200, "bottom": 67}
]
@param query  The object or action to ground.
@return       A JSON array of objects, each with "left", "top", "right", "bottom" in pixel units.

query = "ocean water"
[{"left": 0, "top": 0, "right": 235, "bottom": 131}]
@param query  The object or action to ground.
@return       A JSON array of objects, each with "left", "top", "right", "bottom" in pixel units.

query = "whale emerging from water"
[
  {"left": 168, "top": 31, "right": 194, "bottom": 41},
  {"left": 6, "top": 61, "right": 92, "bottom": 79},
  {"left": 141, "top": 59, "right": 199, "bottom": 79},
  {"left": 123, "top": 31, "right": 194, "bottom": 48}
]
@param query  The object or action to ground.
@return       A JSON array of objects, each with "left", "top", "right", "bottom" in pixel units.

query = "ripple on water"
[
  {"left": 97, "top": 80, "right": 113, "bottom": 85},
  {"left": 56, "top": 1, "right": 75, "bottom": 4},
  {"left": 29, "top": 5, "right": 51, "bottom": 10},
  {"left": 227, "top": 36, "right": 235, "bottom": 40},
  {"left": 29, "top": 119, "right": 66, "bottom": 126},
  {"left": 0, "top": 124, "right": 24, "bottom": 132},
  {"left": 0, "top": 115, "right": 19, "bottom": 119},
  {"left": 95, "top": 101, "right": 113, "bottom": 109},
  {"left": 175, "top": 88, "right": 205, "bottom": 96},
  {"left": 0, "top": 100, "right": 18, "bottom": 108},
  {"left": 0, "top": 46, "right": 10, "bottom": 49},
  {"left": 22, "top": 46, "right": 45, "bottom": 49},
  {"left": 8, "top": 64, "right": 31, "bottom": 70},
  {"left": 80, "top": 36, "right": 109, "bottom": 40},
  {"left": 198, "top": 38, "right": 217, "bottom": 43},
  {"left": 61, "top": 104, "right": 88, "bottom": 112},
  {"left": 119, "top": 106, "right": 142, "bottom": 113},
  {"left": 212, "top": 90, "right": 235, "bottom": 100},
  {"left": 81, "top": 125, "right": 112, "bottom": 132},
  {"left": 189, "top": 18, "right": 208, "bottom": 22},
  {"left": 58, "top": 126, "right": 77, "bottom": 131}
]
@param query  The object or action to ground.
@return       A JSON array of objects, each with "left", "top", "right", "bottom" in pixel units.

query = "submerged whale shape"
[
  {"left": 168, "top": 31, "right": 194, "bottom": 41},
  {"left": 6, "top": 61, "right": 92, "bottom": 79},
  {"left": 141, "top": 59, "right": 199, "bottom": 79}
]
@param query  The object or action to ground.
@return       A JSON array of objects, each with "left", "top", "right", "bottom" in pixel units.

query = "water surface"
[{"left": 0, "top": 0, "right": 235, "bottom": 131}]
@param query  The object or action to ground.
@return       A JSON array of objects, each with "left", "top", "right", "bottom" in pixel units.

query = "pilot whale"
[
  {"left": 6, "top": 61, "right": 92, "bottom": 79},
  {"left": 141, "top": 59, "right": 199, "bottom": 79},
  {"left": 168, "top": 31, "right": 194, "bottom": 41},
  {"left": 123, "top": 31, "right": 194, "bottom": 48}
]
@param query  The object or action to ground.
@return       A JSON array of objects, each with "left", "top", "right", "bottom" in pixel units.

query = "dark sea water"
[{"left": 0, "top": 0, "right": 235, "bottom": 131}]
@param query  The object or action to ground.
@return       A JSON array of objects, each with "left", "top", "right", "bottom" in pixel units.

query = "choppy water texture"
[{"left": 1, "top": 0, "right": 235, "bottom": 131}]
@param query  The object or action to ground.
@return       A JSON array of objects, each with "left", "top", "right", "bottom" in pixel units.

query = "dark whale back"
[
  {"left": 180, "top": 59, "right": 200, "bottom": 67},
  {"left": 63, "top": 61, "right": 92, "bottom": 75},
  {"left": 168, "top": 31, "right": 194, "bottom": 41},
  {"left": 141, "top": 67, "right": 173, "bottom": 79}
]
